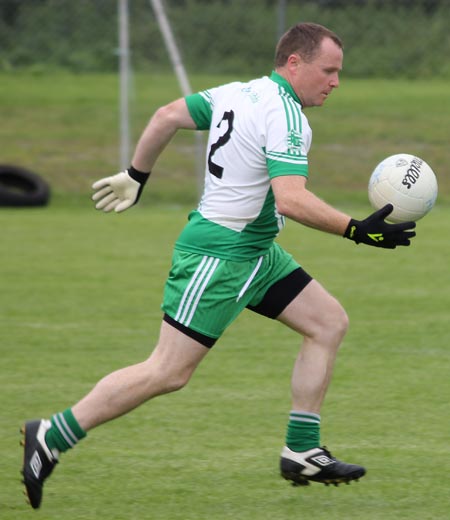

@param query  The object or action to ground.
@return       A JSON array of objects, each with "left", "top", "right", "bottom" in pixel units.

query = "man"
[{"left": 21, "top": 23, "right": 416, "bottom": 509}]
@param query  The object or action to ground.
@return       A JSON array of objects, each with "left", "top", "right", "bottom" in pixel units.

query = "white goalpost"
[
  {"left": 148, "top": 0, "right": 193, "bottom": 96},
  {"left": 118, "top": 0, "right": 131, "bottom": 171},
  {"left": 149, "top": 0, "right": 205, "bottom": 194},
  {"left": 117, "top": 0, "right": 204, "bottom": 193}
]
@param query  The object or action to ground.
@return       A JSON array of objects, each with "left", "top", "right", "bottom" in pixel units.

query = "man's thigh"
[
  {"left": 149, "top": 319, "right": 211, "bottom": 376},
  {"left": 276, "top": 279, "right": 346, "bottom": 337}
]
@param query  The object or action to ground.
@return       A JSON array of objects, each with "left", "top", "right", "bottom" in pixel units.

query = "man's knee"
[
  {"left": 145, "top": 327, "right": 209, "bottom": 395},
  {"left": 142, "top": 358, "right": 194, "bottom": 395},
  {"left": 316, "top": 297, "right": 349, "bottom": 345},
  {"left": 332, "top": 301, "right": 349, "bottom": 338},
  {"left": 161, "top": 368, "right": 193, "bottom": 393}
]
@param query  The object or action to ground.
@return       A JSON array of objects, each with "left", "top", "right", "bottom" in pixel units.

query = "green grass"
[
  {"left": 1, "top": 70, "right": 449, "bottom": 517},
  {"left": 1, "top": 201, "right": 449, "bottom": 519},
  {"left": 0, "top": 72, "right": 449, "bottom": 206}
]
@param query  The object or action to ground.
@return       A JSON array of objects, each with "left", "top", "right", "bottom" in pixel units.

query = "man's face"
[{"left": 291, "top": 37, "right": 343, "bottom": 108}]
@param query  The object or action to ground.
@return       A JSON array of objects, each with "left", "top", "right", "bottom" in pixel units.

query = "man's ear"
[{"left": 287, "top": 53, "right": 304, "bottom": 71}]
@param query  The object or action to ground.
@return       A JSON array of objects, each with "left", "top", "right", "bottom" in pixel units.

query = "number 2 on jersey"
[{"left": 207, "top": 110, "right": 234, "bottom": 178}]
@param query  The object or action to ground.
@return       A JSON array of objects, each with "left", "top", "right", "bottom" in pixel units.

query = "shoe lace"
[{"left": 320, "top": 446, "right": 336, "bottom": 460}]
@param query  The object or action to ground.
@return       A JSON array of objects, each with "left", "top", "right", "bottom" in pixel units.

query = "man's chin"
[{"left": 304, "top": 100, "right": 324, "bottom": 109}]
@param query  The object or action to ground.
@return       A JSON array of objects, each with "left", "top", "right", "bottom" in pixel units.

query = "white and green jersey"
[{"left": 176, "top": 71, "right": 312, "bottom": 261}]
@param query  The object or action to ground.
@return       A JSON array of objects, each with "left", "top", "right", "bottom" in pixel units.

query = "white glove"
[{"left": 92, "top": 167, "right": 150, "bottom": 213}]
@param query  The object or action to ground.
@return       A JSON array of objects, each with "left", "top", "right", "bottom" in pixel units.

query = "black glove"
[{"left": 344, "top": 204, "right": 416, "bottom": 249}]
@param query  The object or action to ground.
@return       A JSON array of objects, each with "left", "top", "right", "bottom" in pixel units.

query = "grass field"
[
  {"left": 1, "top": 71, "right": 449, "bottom": 518},
  {"left": 1, "top": 201, "right": 449, "bottom": 519},
  {"left": 0, "top": 72, "right": 449, "bottom": 205}
]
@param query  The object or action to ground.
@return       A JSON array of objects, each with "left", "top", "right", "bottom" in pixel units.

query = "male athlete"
[{"left": 21, "top": 23, "right": 416, "bottom": 508}]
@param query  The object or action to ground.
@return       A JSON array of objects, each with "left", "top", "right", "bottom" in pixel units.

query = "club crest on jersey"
[
  {"left": 287, "top": 129, "right": 303, "bottom": 155},
  {"left": 241, "top": 86, "right": 259, "bottom": 103}
]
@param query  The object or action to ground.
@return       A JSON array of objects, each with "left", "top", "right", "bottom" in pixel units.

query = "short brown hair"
[{"left": 274, "top": 22, "right": 343, "bottom": 67}]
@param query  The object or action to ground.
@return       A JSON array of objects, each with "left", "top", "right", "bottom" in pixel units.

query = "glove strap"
[
  {"left": 127, "top": 165, "right": 151, "bottom": 185},
  {"left": 343, "top": 218, "right": 360, "bottom": 243},
  {"left": 127, "top": 165, "right": 151, "bottom": 205}
]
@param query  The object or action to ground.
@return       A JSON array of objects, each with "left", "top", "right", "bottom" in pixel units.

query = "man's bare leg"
[
  {"left": 21, "top": 321, "right": 209, "bottom": 508},
  {"left": 73, "top": 321, "right": 210, "bottom": 430},
  {"left": 277, "top": 280, "right": 365, "bottom": 486}
]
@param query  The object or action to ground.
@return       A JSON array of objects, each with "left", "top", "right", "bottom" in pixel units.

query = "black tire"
[{"left": 0, "top": 165, "right": 50, "bottom": 207}]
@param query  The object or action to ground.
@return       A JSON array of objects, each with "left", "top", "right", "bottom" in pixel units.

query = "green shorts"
[{"left": 161, "top": 242, "right": 312, "bottom": 347}]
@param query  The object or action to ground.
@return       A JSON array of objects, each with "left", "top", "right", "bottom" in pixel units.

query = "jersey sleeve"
[
  {"left": 264, "top": 95, "right": 312, "bottom": 179},
  {"left": 185, "top": 91, "right": 214, "bottom": 130}
]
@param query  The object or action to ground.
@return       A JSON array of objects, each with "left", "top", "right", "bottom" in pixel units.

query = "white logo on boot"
[
  {"left": 30, "top": 451, "right": 42, "bottom": 478},
  {"left": 311, "top": 455, "right": 335, "bottom": 466}
]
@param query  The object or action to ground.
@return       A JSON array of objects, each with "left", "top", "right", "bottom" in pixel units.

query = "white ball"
[{"left": 368, "top": 153, "right": 438, "bottom": 223}]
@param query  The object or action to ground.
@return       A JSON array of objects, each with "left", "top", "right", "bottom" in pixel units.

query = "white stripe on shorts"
[
  {"left": 175, "top": 256, "right": 220, "bottom": 327},
  {"left": 184, "top": 257, "right": 220, "bottom": 327},
  {"left": 236, "top": 255, "right": 263, "bottom": 302},
  {"left": 175, "top": 255, "right": 209, "bottom": 322}
]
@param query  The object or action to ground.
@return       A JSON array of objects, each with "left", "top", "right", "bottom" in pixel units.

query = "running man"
[{"left": 21, "top": 22, "right": 416, "bottom": 508}]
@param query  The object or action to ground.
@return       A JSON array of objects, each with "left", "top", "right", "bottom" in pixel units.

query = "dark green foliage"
[{"left": 0, "top": 0, "right": 449, "bottom": 77}]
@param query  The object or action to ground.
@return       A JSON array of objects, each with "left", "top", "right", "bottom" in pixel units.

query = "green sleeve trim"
[
  {"left": 185, "top": 92, "right": 213, "bottom": 130},
  {"left": 267, "top": 158, "right": 308, "bottom": 178}
]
